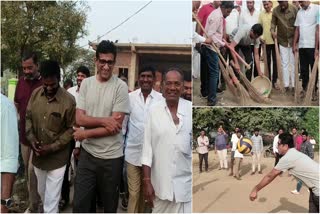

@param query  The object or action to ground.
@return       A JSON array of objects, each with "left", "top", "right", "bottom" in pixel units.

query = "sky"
[{"left": 77, "top": 1, "right": 192, "bottom": 48}]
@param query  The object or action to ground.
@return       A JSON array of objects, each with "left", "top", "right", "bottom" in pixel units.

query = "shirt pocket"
[
  {"left": 47, "top": 112, "right": 63, "bottom": 133},
  {"left": 175, "top": 132, "right": 192, "bottom": 156}
]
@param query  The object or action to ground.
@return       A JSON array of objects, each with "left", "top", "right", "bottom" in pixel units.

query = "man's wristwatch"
[{"left": 1, "top": 198, "right": 13, "bottom": 208}]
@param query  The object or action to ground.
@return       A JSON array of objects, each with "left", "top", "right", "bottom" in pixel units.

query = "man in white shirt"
[
  {"left": 197, "top": 130, "right": 210, "bottom": 173},
  {"left": 250, "top": 128, "right": 264, "bottom": 175},
  {"left": 239, "top": 1, "right": 260, "bottom": 27},
  {"left": 125, "top": 66, "right": 163, "bottom": 213},
  {"left": 293, "top": 1, "right": 319, "bottom": 99},
  {"left": 141, "top": 68, "right": 192, "bottom": 213},
  {"left": 238, "top": 1, "right": 261, "bottom": 79},
  {"left": 272, "top": 128, "right": 284, "bottom": 166},
  {"left": 229, "top": 127, "right": 241, "bottom": 176}
]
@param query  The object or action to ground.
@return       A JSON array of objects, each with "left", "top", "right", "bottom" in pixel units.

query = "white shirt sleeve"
[
  {"left": 273, "top": 135, "right": 278, "bottom": 153},
  {"left": 141, "top": 112, "right": 153, "bottom": 167}
]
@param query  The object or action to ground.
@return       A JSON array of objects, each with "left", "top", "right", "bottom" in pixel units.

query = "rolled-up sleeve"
[{"left": 141, "top": 112, "right": 153, "bottom": 167}]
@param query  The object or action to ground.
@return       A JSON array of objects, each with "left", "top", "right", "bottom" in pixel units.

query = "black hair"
[
  {"left": 40, "top": 60, "right": 61, "bottom": 81},
  {"left": 134, "top": 80, "right": 139, "bottom": 88},
  {"left": 302, "top": 131, "right": 309, "bottom": 136},
  {"left": 254, "top": 128, "right": 260, "bottom": 132},
  {"left": 278, "top": 133, "right": 294, "bottom": 148},
  {"left": 96, "top": 40, "right": 117, "bottom": 60},
  {"left": 236, "top": 130, "right": 242, "bottom": 134},
  {"left": 221, "top": 1, "right": 235, "bottom": 9},
  {"left": 22, "top": 51, "right": 38, "bottom": 65},
  {"left": 139, "top": 66, "right": 156, "bottom": 77},
  {"left": 278, "top": 127, "right": 284, "bottom": 132},
  {"left": 77, "top": 65, "right": 90, "bottom": 77},
  {"left": 184, "top": 70, "right": 192, "bottom": 82},
  {"left": 251, "top": 24, "right": 263, "bottom": 37},
  {"left": 163, "top": 67, "right": 184, "bottom": 82},
  {"left": 63, "top": 79, "right": 73, "bottom": 88}
]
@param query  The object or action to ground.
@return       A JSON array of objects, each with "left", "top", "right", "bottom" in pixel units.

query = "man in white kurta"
[
  {"left": 125, "top": 66, "right": 163, "bottom": 213},
  {"left": 141, "top": 69, "right": 192, "bottom": 213}
]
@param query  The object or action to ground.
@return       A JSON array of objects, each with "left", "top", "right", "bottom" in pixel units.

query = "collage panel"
[
  {"left": 192, "top": 107, "right": 319, "bottom": 213},
  {"left": 192, "top": 0, "right": 319, "bottom": 107},
  {"left": 1, "top": 1, "right": 193, "bottom": 213}
]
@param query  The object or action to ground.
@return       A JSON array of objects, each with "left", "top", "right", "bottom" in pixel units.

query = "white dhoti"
[{"left": 152, "top": 197, "right": 191, "bottom": 213}]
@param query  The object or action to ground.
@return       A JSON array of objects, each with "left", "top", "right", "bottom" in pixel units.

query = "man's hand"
[
  {"left": 102, "top": 116, "right": 122, "bottom": 135},
  {"left": 271, "top": 31, "right": 277, "bottom": 40},
  {"left": 30, "top": 140, "right": 41, "bottom": 156},
  {"left": 38, "top": 144, "right": 53, "bottom": 156},
  {"left": 315, "top": 49, "right": 319, "bottom": 59},
  {"left": 73, "top": 148, "right": 81, "bottom": 160},
  {"left": 260, "top": 38, "right": 265, "bottom": 44},
  {"left": 204, "top": 37, "right": 213, "bottom": 44},
  {"left": 234, "top": 63, "right": 241, "bottom": 73},
  {"left": 292, "top": 45, "right": 298, "bottom": 54},
  {"left": 258, "top": 72, "right": 264, "bottom": 77},
  {"left": 143, "top": 179, "right": 155, "bottom": 208},
  {"left": 249, "top": 189, "right": 258, "bottom": 201},
  {"left": 73, "top": 127, "right": 87, "bottom": 141}
]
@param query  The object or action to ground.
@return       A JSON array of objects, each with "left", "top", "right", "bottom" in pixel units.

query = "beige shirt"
[{"left": 77, "top": 75, "right": 129, "bottom": 159}]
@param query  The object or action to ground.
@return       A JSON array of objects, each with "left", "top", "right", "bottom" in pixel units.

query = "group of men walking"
[{"left": 1, "top": 40, "right": 192, "bottom": 213}]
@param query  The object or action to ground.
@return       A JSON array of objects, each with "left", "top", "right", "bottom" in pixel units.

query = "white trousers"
[
  {"left": 152, "top": 197, "right": 191, "bottom": 213},
  {"left": 217, "top": 149, "right": 228, "bottom": 169},
  {"left": 252, "top": 152, "right": 262, "bottom": 172},
  {"left": 192, "top": 48, "right": 201, "bottom": 79},
  {"left": 279, "top": 45, "right": 295, "bottom": 87},
  {"left": 34, "top": 165, "right": 66, "bottom": 213}
]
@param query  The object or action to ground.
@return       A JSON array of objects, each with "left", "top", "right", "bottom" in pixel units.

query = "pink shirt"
[
  {"left": 294, "top": 134, "right": 303, "bottom": 151},
  {"left": 197, "top": 135, "right": 209, "bottom": 154},
  {"left": 205, "top": 7, "right": 224, "bottom": 48},
  {"left": 197, "top": 3, "right": 215, "bottom": 35}
]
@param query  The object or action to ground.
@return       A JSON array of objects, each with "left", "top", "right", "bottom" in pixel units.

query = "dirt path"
[
  {"left": 193, "top": 77, "right": 318, "bottom": 107},
  {"left": 192, "top": 151, "right": 319, "bottom": 213}
]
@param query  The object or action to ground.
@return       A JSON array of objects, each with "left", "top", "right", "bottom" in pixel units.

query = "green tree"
[
  {"left": 1, "top": 1, "right": 88, "bottom": 78},
  {"left": 301, "top": 107, "right": 319, "bottom": 149},
  {"left": 64, "top": 48, "right": 95, "bottom": 82}
]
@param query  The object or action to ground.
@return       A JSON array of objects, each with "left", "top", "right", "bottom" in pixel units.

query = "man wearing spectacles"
[
  {"left": 250, "top": 133, "right": 319, "bottom": 213},
  {"left": 73, "top": 40, "right": 130, "bottom": 213}
]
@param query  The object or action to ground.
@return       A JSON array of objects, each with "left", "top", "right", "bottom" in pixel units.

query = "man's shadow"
[{"left": 268, "top": 197, "right": 308, "bottom": 213}]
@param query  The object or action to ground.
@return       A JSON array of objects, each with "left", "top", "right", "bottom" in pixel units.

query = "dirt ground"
[
  {"left": 193, "top": 77, "right": 319, "bottom": 107},
  {"left": 192, "top": 150, "right": 319, "bottom": 213}
]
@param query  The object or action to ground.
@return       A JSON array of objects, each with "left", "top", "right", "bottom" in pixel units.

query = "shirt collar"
[
  {"left": 40, "top": 87, "right": 62, "bottom": 103},
  {"left": 164, "top": 98, "right": 187, "bottom": 116},
  {"left": 138, "top": 88, "right": 158, "bottom": 99}
]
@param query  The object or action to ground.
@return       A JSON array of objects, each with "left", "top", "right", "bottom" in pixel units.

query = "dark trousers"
[
  {"left": 61, "top": 140, "right": 75, "bottom": 203},
  {"left": 266, "top": 44, "right": 278, "bottom": 84},
  {"left": 274, "top": 152, "right": 282, "bottom": 166},
  {"left": 235, "top": 45, "right": 259, "bottom": 81},
  {"left": 200, "top": 45, "right": 209, "bottom": 97},
  {"left": 204, "top": 46, "right": 219, "bottom": 104},
  {"left": 199, "top": 153, "right": 208, "bottom": 172},
  {"left": 299, "top": 48, "right": 318, "bottom": 90},
  {"left": 73, "top": 148, "right": 123, "bottom": 213},
  {"left": 309, "top": 189, "right": 319, "bottom": 213}
]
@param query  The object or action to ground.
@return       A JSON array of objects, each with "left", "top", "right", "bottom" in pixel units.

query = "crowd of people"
[
  {"left": 1, "top": 40, "right": 192, "bottom": 213},
  {"left": 195, "top": 125, "right": 319, "bottom": 212},
  {"left": 193, "top": 0, "right": 320, "bottom": 106}
]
